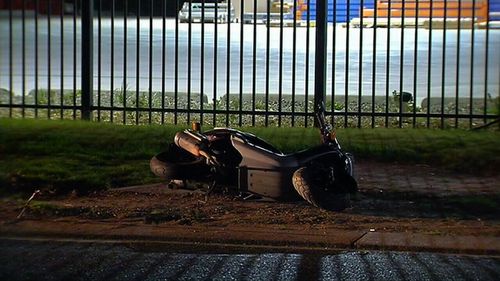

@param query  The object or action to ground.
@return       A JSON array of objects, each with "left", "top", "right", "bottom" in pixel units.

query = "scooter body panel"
[
  {"left": 238, "top": 166, "right": 298, "bottom": 200},
  {"left": 230, "top": 132, "right": 350, "bottom": 199}
]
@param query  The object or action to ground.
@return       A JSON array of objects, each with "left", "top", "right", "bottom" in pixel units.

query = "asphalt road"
[{"left": 0, "top": 238, "right": 499, "bottom": 281}]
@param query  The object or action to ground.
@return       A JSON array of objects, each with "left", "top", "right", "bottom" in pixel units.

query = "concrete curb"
[
  {"left": 356, "top": 232, "right": 500, "bottom": 256},
  {"left": 1, "top": 220, "right": 499, "bottom": 256},
  {"left": 0, "top": 220, "right": 363, "bottom": 251}
]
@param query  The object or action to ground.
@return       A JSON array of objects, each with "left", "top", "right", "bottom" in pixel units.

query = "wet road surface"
[{"left": 0, "top": 238, "right": 499, "bottom": 280}]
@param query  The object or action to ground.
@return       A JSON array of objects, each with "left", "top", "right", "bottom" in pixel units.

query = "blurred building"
[{"left": 0, "top": 0, "right": 498, "bottom": 23}]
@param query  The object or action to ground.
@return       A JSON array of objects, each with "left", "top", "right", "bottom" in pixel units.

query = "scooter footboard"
[{"left": 238, "top": 166, "right": 298, "bottom": 200}]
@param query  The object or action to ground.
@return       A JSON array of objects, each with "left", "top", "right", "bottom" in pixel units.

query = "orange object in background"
[
  {"left": 295, "top": 0, "right": 308, "bottom": 20},
  {"left": 362, "top": 0, "right": 489, "bottom": 22}
]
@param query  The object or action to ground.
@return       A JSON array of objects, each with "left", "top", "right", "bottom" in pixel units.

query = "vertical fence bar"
[
  {"left": 384, "top": 0, "right": 391, "bottom": 127},
  {"left": 47, "top": 0, "right": 52, "bottom": 119},
  {"left": 455, "top": 0, "right": 462, "bottom": 128},
  {"left": 200, "top": 0, "right": 205, "bottom": 125},
  {"left": 426, "top": 0, "right": 433, "bottom": 128},
  {"left": 97, "top": 0, "right": 102, "bottom": 121},
  {"left": 398, "top": 0, "right": 405, "bottom": 128},
  {"left": 332, "top": 0, "right": 337, "bottom": 125},
  {"left": 8, "top": 0, "right": 13, "bottom": 118},
  {"left": 175, "top": 1, "right": 181, "bottom": 124},
  {"left": 123, "top": 0, "right": 128, "bottom": 124},
  {"left": 226, "top": 0, "right": 231, "bottom": 126},
  {"left": 1, "top": 4, "right": 2, "bottom": 104},
  {"left": 265, "top": 0, "right": 270, "bottom": 126},
  {"left": 305, "top": 0, "right": 310, "bottom": 127},
  {"left": 162, "top": 0, "right": 167, "bottom": 124},
  {"left": 484, "top": 0, "right": 490, "bottom": 123},
  {"left": 344, "top": 0, "right": 350, "bottom": 128},
  {"left": 440, "top": 0, "right": 448, "bottom": 128},
  {"left": 358, "top": 0, "right": 364, "bottom": 128},
  {"left": 22, "top": 0, "right": 26, "bottom": 118},
  {"left": 35, "top": 0, "right": 39, "bottom": 118},
  {"left": 72, "top": 0, "right": 77, "bottom": 119},
  {"left": 149, "top": 0, "right": 153, "bottom": 124},
  {"left": 278, "top": 0, "right": 284, "bottom": 126},
  {"left": 371, "top": 0, "right": 377, "bottom": 128},
  {"left": 213, "top": 0, "right": 218, "bottom": 126},
  {"left": 135, "top": 0, "right": 140, "bottom": 125},
  {"left": 251, "top": 0, "right": 257, "bottom": 126},
  {"left": 314, "top": 0, "right": 327, "bottom": 127},
  {"left": 81, "top": 0, "right": 94, "bottom": 120},
  {"left": 60, "top": 0, "right": 64, "bottom": 119},
  {"left": 0, "top": 5, "right": 3, "bottom": 108},
  {"left": 238, "top": 0, "right": 244, "bottom": 127},
  {"left": 188, "top": 0, "right": 192, "bottom": 125},
  {"left": 412, "top": 0, "right": 419, "bottom": 128},
  {"left": 110, "top": 0, "right": 115, "bottom": 123},
  {"left": 292, "top": 0, "right": 297, "bottom": 127},
  {"left": 469, "top": 0, "right": 476, "bottom": 128},
  {"left": 0, "top": 14, "right": 2, "bottom": 107}
]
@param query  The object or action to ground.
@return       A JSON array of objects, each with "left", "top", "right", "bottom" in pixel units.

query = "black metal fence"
[{"left": 0, "top": 0, "right": 498, "bottom": 128}]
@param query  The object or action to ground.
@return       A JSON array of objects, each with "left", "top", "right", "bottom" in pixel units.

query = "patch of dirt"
[{"left": 1, "top": 161, "right": 499, "bottom": 238}]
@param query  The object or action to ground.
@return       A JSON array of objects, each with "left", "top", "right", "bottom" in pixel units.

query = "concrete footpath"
[{"left": 1, "top": 219, "right": 499, "bottom": 256}]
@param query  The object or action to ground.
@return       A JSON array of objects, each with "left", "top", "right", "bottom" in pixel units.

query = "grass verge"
[{"left": 1, "top": 118, "right": 498, "bottom": 194}]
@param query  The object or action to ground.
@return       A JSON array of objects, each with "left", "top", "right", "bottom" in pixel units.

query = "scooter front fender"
[
  {"left": 294, "top": 144, "right": 344, "bottom": 167},
  {"left": 294, "top": 144, "right": 355, "bottom": 178}
]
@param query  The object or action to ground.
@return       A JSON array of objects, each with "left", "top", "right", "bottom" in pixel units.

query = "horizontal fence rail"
[{"left": 0, "top": 0, "right": 499, "bottom": 128}]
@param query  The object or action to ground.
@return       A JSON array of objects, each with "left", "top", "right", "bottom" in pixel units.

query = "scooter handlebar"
[{"left": 315, "top": 103, "right": 334, "bottom": 143}]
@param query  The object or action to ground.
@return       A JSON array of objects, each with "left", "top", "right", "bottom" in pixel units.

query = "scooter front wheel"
[{"left": 292, "top": 167, "right": 351, "bottom": 211}]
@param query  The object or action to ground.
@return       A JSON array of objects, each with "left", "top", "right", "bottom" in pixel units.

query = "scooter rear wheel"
[
  {"left": 292, "top": 167, "right": 351, "bottom": 211},
  {"left": 150, "top": 145, "right": 209, "bottom": 180}
]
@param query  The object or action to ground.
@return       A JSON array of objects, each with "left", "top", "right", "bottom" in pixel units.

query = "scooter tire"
[
  {"left": 292, "top": 167, "right": 351, "bottom": 211},
  {"left": 150, "top": 148, "right": 209, "bottom": 181}
]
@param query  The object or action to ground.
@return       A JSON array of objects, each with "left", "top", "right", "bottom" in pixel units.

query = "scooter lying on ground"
[{"left": 150, "top": 104, "right": 357, "bottom": 211}]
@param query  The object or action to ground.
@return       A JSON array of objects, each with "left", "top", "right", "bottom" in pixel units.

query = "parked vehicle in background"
[{"left": 179, "top": 1, "right": 236, "bottom": 23}]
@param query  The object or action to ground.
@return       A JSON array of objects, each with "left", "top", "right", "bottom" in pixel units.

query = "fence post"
[
  {"left": 314, "top": 0, "right": 328, "bottom": 127},
  {"left": 81, "top": 0, "right": 94, "bottom": 120}
]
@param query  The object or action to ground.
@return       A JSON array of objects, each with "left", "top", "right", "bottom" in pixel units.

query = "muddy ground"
[{"left": 1, "top": 161, "right": 499, "bottom": 238}]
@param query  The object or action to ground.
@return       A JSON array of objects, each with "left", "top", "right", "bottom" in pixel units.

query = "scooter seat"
[{"left": 231, "top": 135, "right": 298, "bottom": 169}]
